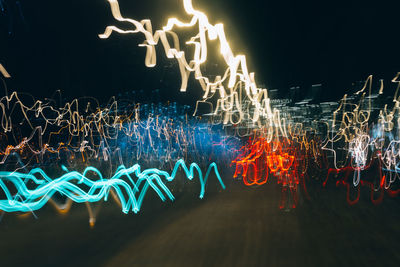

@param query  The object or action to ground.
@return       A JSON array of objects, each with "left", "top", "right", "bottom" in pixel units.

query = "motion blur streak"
[
  {"left": 99, "top": 0, "right": 287, "bottom": 134},
  {"left": 0, "top": 63, "right": 11, "bottom": 78},
  {"left": 0, "top": 159, "right": 224, "bottom": 217}
]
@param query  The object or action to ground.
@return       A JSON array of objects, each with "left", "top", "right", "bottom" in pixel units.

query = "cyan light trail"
[{"left": 0, "top": 159, "right": 224, "bottom": 213}]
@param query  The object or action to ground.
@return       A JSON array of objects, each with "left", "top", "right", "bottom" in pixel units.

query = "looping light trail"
[
  {"left": 0, "top": 159, "right": 224, "bottom": 214},
  {"left": 99, "top": 0, "right": 287, "bottom": 135}
]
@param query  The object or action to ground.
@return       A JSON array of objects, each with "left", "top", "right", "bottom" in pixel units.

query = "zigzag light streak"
[
  {"left": 0, "top": 159, "right": 224, "bottom": 214},
  {"left": 0, "top": 90, "right": 238, "bottom": 173},
  {"left": 99, "top": 0, "right": 287, "bottom": 134}
]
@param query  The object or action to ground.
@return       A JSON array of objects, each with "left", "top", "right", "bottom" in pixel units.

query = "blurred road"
[{"left": 1, "top": 176, "right": 399, "bottom": 267}]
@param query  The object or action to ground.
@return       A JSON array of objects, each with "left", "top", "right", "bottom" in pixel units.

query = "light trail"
[
  {"left": 0, "top": 63, "right": 11, "bottom": 78},
  {"left": 0, "top": 92, "right": 239, "bottom": 172},
  {"left": 99, "top": 0, "right": 288, "bottom": 136},
  {"left": 0, "top": 159, "right": 224, "bottom": 220}
]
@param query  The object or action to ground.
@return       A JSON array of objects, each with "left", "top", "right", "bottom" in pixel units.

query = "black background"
[{"left": 1, "top": 0, "right": 399, "bottom": 103}]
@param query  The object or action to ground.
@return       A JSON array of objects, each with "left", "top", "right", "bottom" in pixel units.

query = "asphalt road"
[{"left": 1, "top": 175, "right": 399, "bottom": 267}]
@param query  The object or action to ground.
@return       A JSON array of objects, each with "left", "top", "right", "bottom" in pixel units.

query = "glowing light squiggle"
[
  {"left": 0, "top": 159, "right": 224, "bottom": 214},
  {"left": 99, "top": 0, "right": 287, "bottom": 134},
  {"left": 0, "top": 63, "right": 10, "bottom": 78}
]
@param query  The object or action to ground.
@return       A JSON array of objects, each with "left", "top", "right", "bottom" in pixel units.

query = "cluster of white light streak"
[
  {"left": 322, "top": 74, "right": 400, "bottom": 188},
  {"left": 99, "top": 0, "right": 287, "bottom": 139},
  {"left": 0, "top": 90, "right": 237, "bottom": 173}
]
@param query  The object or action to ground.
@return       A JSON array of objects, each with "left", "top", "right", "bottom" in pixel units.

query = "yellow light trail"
[
  {"left": 99, "top": 0, "right": 288, "bottom": 139},
  {"left": 0, "top": 63, "right": 11, "bottom": 78}
]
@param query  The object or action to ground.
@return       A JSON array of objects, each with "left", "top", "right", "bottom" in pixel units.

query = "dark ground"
[{"left": 0, "top": 174, "right": 399, "bottom": 267}]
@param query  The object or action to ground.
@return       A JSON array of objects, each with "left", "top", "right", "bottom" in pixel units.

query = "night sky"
[{"left": 1, "top": 0, "right": 399, "bottom": 103}]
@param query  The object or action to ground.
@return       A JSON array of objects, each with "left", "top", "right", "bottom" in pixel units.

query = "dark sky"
[{"left": 1, "top": 0, "right": 399, "bottom": 103}]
